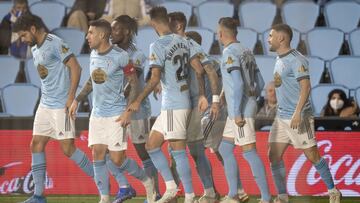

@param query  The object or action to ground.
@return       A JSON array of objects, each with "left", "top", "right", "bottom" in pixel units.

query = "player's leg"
[{"left": 92, "top": 144, "right": 110, "bottom": 203}]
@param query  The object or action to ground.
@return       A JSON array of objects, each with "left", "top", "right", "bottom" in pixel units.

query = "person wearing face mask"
[{"left": 321, "top": 89, "right": 359, "bottom": 117}]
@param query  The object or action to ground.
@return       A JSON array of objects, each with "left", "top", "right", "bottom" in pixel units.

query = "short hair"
[
  {"left": 12, "top": 14, "right": 44, "bottom": 32},
  {"left": 89, "top": 19, "right": 112, "bottom": 39},
  {"left": 149, "top": 6, "right": 169, "bottom": 24},
  {"left": 271, "top": 23, "right": 293, "bottom": 42},
  {"left": 185, "top": 31, "right": 202, "bottom": 45},
  {"left": 168, "top": 12, "right": 187, "bottom": 31},
  {"left": 218, "top": 17, "right": 238, "bottom": 36},
  {"left": 14, "top": 0, "right": 28, "bottom": 5},
  {"left": 114, "top": 15, "right": 138, "bottom": 35}
]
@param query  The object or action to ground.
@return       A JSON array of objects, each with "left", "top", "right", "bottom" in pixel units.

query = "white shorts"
[
  {"left": 33, "top": 105, "right": 75, "bottom": 140},
  {"left": 201, "top": 117, "right": 225, "bottom": 152},
  {"left": 88, "top": 115, "right": 127, "bottom": 151},
  {"left": 127, "top": 118, "right": 150, "bottom": 144},
  {"left": 223, "top": 117, "right": 256, "bottom": 146},
  {"left": 269, "top": 116, "right": 317, "bottom": 149},
  {"left": 187, "top": 108, "right": 204, "bottom": 143},
  {"left": 151, "top": 109, "right": 190, "bottom": 140}
]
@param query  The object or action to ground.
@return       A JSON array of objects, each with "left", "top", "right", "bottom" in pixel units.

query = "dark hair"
[
  {"left": 185, "top": 31, "right": 202, "bottom": 45},
  {"left": 89, "top": 19, "right": 112, "bottom": 39},
  {"left": 168, "top": 12, "right": 187, "bottom": 31},
  {"left": 149, "top": 6, "right": 168, "bottom": 24},
  {"left": 272, "top": 23, "right": 293, "bottom": 42},
  {"left": 114, "top": 15, "right": 138, "bottom": 35},
  {"left": 12, "top": 14, "right": 44, "bottom": 32},
  {"left": 323, "top": 89, "right": 352, "bottom": 116},
  {"left": 218, "top": 17, "right": 238, "bottom": 36}
]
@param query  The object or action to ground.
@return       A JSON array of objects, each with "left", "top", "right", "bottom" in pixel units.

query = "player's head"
[
  {"left": 149, "top": 6, "right": 169, "bottom": 32},
  {"left": 87, "top": 19, "right": 112, "bottom": 50},
  {"left": 168, "top": 12, "right": 187, "bottom": 34},
  {"left": 217, "top": 17, "right": 238, "bottom": 45},
  {"left": 13, "top": 0, "right": 28, "bottom": 14},
  {"left": 268, "top": 23, "right": 293, "bottom": 52},
  {"left": 12, "top": 14, "right": 44, "bottom": 46},
  {"left": 111, "top": 15, "right": 138, "bottom": 45},
  {"left": 185, "top": 31, "right": 202, "bottom": 45}
]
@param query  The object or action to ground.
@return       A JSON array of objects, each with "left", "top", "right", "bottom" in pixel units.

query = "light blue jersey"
[
  {"left": 90, "top": 46, "right": 130, "bottom": 117},
  {"left": 149, "top": 33, "right": 195, "bottom": 110},
  {"left": 31, "top": 34, "right": 74, "bottom": 109},
  {"left": 273, "top": 49, "right": 312, "bottom": 119},
  {"left": 126, "top": 43, "right": 151, "bottom": 120},
  {"left": 221, "top": 42, "right": 264, "bottom": 119}
]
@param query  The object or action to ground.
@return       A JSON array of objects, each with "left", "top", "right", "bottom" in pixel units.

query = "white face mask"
[{"left": 330, "top": 99, "right": 344, "bottom": 110}]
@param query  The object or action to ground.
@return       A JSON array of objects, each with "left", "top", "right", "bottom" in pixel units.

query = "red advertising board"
[{"left": 0, "top": 130, "right": 359, "bottom": 196}]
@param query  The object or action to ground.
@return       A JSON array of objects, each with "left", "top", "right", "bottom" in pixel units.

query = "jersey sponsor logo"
[
  {"left": 149, "top": 53, "right": 156, "bottom": 61},
  {"left": 298, "top": 65, "right": 308, "bottom": 73},
  {"left": 37, "top": 64, "right": 48, "bottom": 79},
  {"left": 61, "top": 45, "right": 69, "bottom": 54},
  {"left": 91, "top": 68, "right": 107, "bottom": 84},
  {"left": 225, "top": 56, "right": 234, "bottom": 65},
  {"left": 274, "top": 72, "right": 282, "bottom": 87}
]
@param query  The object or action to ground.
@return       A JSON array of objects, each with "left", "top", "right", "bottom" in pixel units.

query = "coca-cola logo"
[
  {"left": 0, "top": 162, "right": 53, "bottom": 194},
  {"left": 288, "top": 140, "right": 360, "bottom": 196}
]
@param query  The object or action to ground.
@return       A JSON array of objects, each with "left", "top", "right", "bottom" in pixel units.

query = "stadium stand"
[
  {"left": 198, "top": 1, "right": 234, "bottom": 32},
  {"left": 0, "top": 56, "right": 20, "bottom": 88},
  {"left": 161, "top": 1, "right": 193, "bottom": 24},
  {"left": 324, "top": 0, "right": 360, "bottom": 33},
  {"left": 330, "top": 56, "right": 360, "bottom": 90},
  {"left": 25, "top": 59, "right": 41, "bottom": 88},
  {"left": 52, "top": 27, "right": 85, "bottom": 55},
  {"left": 187, "top": 27, "right": 214, "bottom": 54},
  {"left": 254, "top": 55, "right": 276, "bottom": 87},
  {"left": 307, "top": 56, "right": 325, "bottom": 87},
  {"left": 350, "top": 28, "right": 360, "bottom": 55},
  {"left": 237, "top": 27, "right": 258, "bottom": 52},
  {"left": 30, "top": 1, "right": 66, "bottom": 30}
]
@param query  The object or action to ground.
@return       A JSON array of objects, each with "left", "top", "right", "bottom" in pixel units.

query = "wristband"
[{"left": 212, "top": 95, "right": 220, "bottom": 103}]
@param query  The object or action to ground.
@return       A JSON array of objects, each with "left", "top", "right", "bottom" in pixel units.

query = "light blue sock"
[
  {"left": 105, "top": 154, "right": 129, "bottom": 188},
  {"left": 271, "top": 160, "right": 287, "bottom": 194},
  {"left": 218, "top": 140, "right": 238, "bottom": 198},
  {"left": 314, "top": 158, "right": 335, "bottom": 189},
  {"left": 32, "top": 152, "right": 46, "bottom": 196},
  {"left": 70, "top": 148, "right": 94, "bottom": 177},
  {"left": 188, "top": 141, "right": 214, "bottom": 190},
  {"left": 171, "top": 149, "right": 194, "bottom": 194},
  {"left": 243, "top": 149, "right": 271, "bottom": 201},
  {"left": 118, "top": 158, "right": 147, "bottom": 182},
  {"left": 148, "top": 148, "right": 174, "bottom": 182},
  {"left": 143, "top": 158, "right": 159, "bottom": 194},
  {"left": 93, "top": 160, "right": 109, "bottom": 195}
]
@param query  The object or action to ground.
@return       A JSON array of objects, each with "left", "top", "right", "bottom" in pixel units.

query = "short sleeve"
[
  {"left": 132, "top": 51, "right": 146, "bottom": 69},
  {"left": 149, "top": 42, "right": 165, "bottom": 69},
  {"left": 292, "top": 59, "right": 310, "bottom": 81},
  {"left": 118, "top": 51, "right": 130, "bottom": 68},
  {"left": 223, "top": 50, "right": 241, "bottom": 73},
  {"left": 55, "top": 39, "right": 73, "bottom": 63}
]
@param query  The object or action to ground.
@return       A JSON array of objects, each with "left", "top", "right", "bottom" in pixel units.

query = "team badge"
[
  {"left": 198, "top": 53, "right": 205, "bottom": 61},
  {"left": 226, "top": 57, "right": 234, "bottom": 65},
  {"left": 92, "top": 68, "right": 107, "bottom": 84},
  {"left": 149, "top": 53, "right": 156, "bottom": 61},
  {"left": 135, "top": 59, "right": 141, "bottom": 66},
  {"left": 274, "top": 72, "right": 282, "bottom": 87},
  {"left": 37, "top": 64, "right": 48, "bottom": 79},
  {"left": 61, "top": 45, "right": 69, "bottom": 54},
  {"left": 298, "top": 65, "right": 308, "bottom": 73}
]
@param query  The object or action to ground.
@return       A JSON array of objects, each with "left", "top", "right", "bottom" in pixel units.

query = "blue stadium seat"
[
  {"left": 254, "top": 55, "right": 276, "bottom": 87},
  {"left": 28, "top": 0, "right": 41, "bottom": 6},
  {"left": 0, "top": 56, "right": 20, "bottom": 88},
  {"left": 329, "top": 56, "right": 360, "bottom": 89},
  {"left": 306, "top": 28, "right": 344, "bottom": 61},
  {"left": 0, "top": 1, "right": 12, "bottom": 16},
  {"left": 350, "top": 28, "right": 360, "bottom": 56},
  {"left": 25, "top": 59, "right": 41, "bottom": 87},
  {"left": 2, "top": 84, "right": 40, "bottom": 117},
  {"left": 311, "top": 84, "right": 349, "bottom": 116},
  {"left": 180, "top": 0, "right": 207, "bottom": 7},
  {"left": 49, "top": 0, "right": 75, "bottom": 8},
  {"left": 135, "top": 27, "right": 158, "bottom": 59},
  {"left": 187, "top": 27, "right": 214, "bottom": 54},
  {"left": 237, "top": 28, "right": 258, "bottom": 52},
  {"left": 76, "top": 54, "right": 90, "bottom": 87},
  {"left": 161, "top": 1, "right": 193, "bottom": 24},
  {"left": 324, "top": 1, "right": 360, "bottom": 33},
  {"left": 198, "top": 1, "right": 234, "bottom": 32},
  {"left": 239, "top": 1, "right": 277, "bottom": 33},
  {"left": 307, "top": 56, "right": 324, "bottom": 87},
  {"left": 30, "top": 1, "right": 66, "bottom": 30},
  {"left": 262, "top": 28, "right": 300, "bottom": 56},
  {"left": 52, "top": 28, "right": 85, "bottom": 55},
  {"left": 282, "top": 1, "right": 319, "bottom": 34}
]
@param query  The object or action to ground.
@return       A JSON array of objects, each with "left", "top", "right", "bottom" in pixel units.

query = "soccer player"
[
  {"left": 267, "top": 23, "right": 342, "bottom": 203},
  {"left": 167, "top": 12, "right": 220, "bottom": 203},
  {"left": 127, "top": 7, "right": 204, "bottom": 203},
  {"left": 69, "top": 19, "right": 155, "bottom": 203},
  {"left": 217, "top": 17, "right": 271, "bottom": 203},
  {"left": 13, "top": 14, "right": 94, "bottom": 203}
]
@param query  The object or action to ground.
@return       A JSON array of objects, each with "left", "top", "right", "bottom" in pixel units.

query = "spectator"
[
  {"left": 256, "top": 81, "right": 277, "bottom": 129},
  {"left": 321, "top": 89, "right": 359, "bottom": 117}
]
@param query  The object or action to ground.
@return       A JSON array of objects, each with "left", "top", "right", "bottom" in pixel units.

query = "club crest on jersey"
[
  {"left": 135, "top": 59, "right": 141, "bottom": 66},
  {"left": 274, "top": 72, "right": 282, "bottom": 87},
  {"left": 149, "top": 53, "right": 156, "bottom": 61},
  {"left": 298, "top": 65, "right": 308, "bottom": 73},
  {"left": 37, "top": 64, "right": 48, "bottom": 79},
  {"left": 61, "top": 45, "right": 69, "bottom": 54},
  {"left": 92, "top": 68, "right": 107, "bottom": 84},
  {"left": 226, "top": 57, "right": 234, "bottom": 65}
]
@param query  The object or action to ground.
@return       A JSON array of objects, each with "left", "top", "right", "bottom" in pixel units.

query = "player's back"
[{"left": 149, "top": 34, "right": 191, "bottom": 110}]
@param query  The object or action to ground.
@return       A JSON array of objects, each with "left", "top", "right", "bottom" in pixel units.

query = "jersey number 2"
[{"left": 173, "top": 53, "right": 189, "bottom": 82}]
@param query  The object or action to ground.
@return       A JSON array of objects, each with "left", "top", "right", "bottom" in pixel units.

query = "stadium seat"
[
  {"left": 161, "top": 1, "right": 193, "bottom": 24},
  {"left": 25, "top": 59, "right": 41, "bottom": 87},
  {"left": 135, "top": 27, "right": 158, "bottom": 59},
  {"left": 254, "top": 55, "right": 276, "bottom": 87},
  {"left": 52, "top": 28, "right": 85, "bottom": 55},
  {"left": 180, "top": 0, "right": 207, "bottom": 7},
  {"left": 28, "top": 0, "right": 41, "bottom": 6},
  {"left": 355, "top": 87, "right": 360, "bottom": 109},
  {"left": 0, "top": 56, "right": 20, "bottom": 88},
  {"left": 239, "top": 1, "right": 277, "bottom": 33},
  {"left": 30, "top": 1, "right": 66, "bottom": 31},
  {"left": 307, "top": 56, "right": 324, "bottom": 87},
  {"left": 324, "top": 1, "right": 360, "bottom": 33},
  {"left": 186, "top": 27, "right": 214, "bottom": 54},
  {"left": 282, "top": 1, "right": 319, "bottom": 34},
  {"left": 237, "top": 28, "right": 258, "bottom": 52},
  {"left": 198, "top": 1, "right": 234, "bottom": 32},
  {"left": 311, "top": 84, "right": 349, "bottom": 116},
  {"left": 329, "top": 56, "right": 360, "bottom": 90},
  {"left": 306, "top": 28, "right": 344, "bottom": 61},
  {"left": 0, "top": 1, "right": 12, "bottom": 16},
  {"left": 2, "top": 84, "right": 40, "bottom": 117},
  {"left": 349, "top": 28, "right": 360, "bottom": 56},
  {"left": 76, "top": 54, "right": 91, "bottom": 87},
  {"left": 262, "top": 28, "right": 300, "bottom": 56},
  {"left": 49, "top": 0, "right": 75, "bottom": 8}
]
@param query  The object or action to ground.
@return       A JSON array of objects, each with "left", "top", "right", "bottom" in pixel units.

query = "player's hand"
[
  {"left": 235, "top": 116, "right": 246, "bottom": 127},
  {"left": 210, "top": 102, "right": 220, "bottom": 121},
  {"left": 127, "top": 100, "right": 141, "bottom": 112},
  {"left": 198, "top": 95, "right": 208, "bottom": 113},
  {"left": 69, "top": 100, "right": 79, "bottom": 120},
  {"left": 290, "top": 111, "right": 301, "bottom": 130},
  {"left": 219, "top": 94, "right": 226, "bottom": 108},
  {"left": 115, "top": 111, "right": 132, "bottom": 127},
  {"left": 65, "top": 96, "right": 75, "bottom": 112},
  {"left": 153, "top": 83, "right": 162, "bottom": 100}
]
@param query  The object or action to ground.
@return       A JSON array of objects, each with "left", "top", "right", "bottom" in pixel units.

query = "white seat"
[
  {"left": 198, "top": 1, "right": 234, "bottom": 32},
  {"left": 135, "top": 27, "right": 158, "bottom": 59},
  {"left": 52, "top": 28, "right": 85, "bottom": 55},
  {"left": 263, "top": 28, "right": 300, "bottom": 56},
  {"left": 324, "top": 1, "right": 360, "bottom": 33},
  {"left": 76, "top": 54, "right": 91, "bottom": 87},
  {"left": 349, "top": 28, "right": 360, "bottom": 56},
  {"left": 25, "top": 59, "right": 41, "bottom": 87},
  {"left": 254, "top": 55, "right": 276, "bottom": 87},
  {"left": 307, "top": 56, "right": 324, "bottom": 87},
  {"left": 237, "top": 28, "right": 258, "bottom": 52},
  {"left": 330, "top": 56, "right": 360, "bottom": 89},
  {"left": 186, "top": 27, "right": 214, "bottom": 53},
  {"left": 0, "top": 56, "right": 20, "bottom": 88},
  {"left": 161, "top": 1, "right": 193, "bottom": 24},
  {"left": 30, "top": 1, "right": 66, "bottom": 30}
]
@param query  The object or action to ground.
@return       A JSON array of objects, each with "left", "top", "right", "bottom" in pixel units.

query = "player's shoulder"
[
  {"left": 287, "top": 49, "right": 308, "bottom": 65},
  {"left": 112, "top": 45, "right": 128, "bottom": 57},
  {"left": 46, "top": 33, "right": 63, "bottom": 45}
]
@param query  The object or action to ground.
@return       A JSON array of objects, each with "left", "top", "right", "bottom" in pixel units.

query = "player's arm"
[
  {"left": 230, "top": 69, "right": 245, "bottom": 123},
  {"left": 190, "top": 57, "right": 208, "bottom": 112},
  {"left": 65, "top": 56, "right": 81, "bottom": 107},
  {"left": 291, "top": 78, "right": 311, "bottom": 129},
  {"left": 125, "top": 66, "right": 140, "bottom": 105},
  {"left": 203, "top": 63, "right": 220, "bottom": 120},
  {"left": 69, "top": 77, "right": 92, "bottom": 120},
  {"left": 254, "top": 67, "right": 265, "bottom": 97}
]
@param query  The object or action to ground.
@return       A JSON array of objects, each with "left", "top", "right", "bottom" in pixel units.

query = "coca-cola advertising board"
[{"left": 0, "top": 130, "right": 359, "bottom": 196}]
